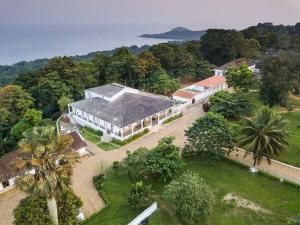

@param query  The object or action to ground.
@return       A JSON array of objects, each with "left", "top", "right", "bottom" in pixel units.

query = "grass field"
[
  {"left": 97, "top": 142, "right": 119, "bottom": 151},
  {"left": 238, "top": 92, "right": 300, "bottom": 167},
  {"left": 276, "top": 112, "right": 300, "bottom": 167},
  {"left": 80, "top": 128, "right": 100, "bottom": 144},
  {"left": 84, "top": 158, "right": 300, "bottom": 225}
]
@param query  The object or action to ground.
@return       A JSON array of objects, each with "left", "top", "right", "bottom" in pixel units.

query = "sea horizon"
[{"left": 0, "top": 23, "right": 176, "bottom": 66}]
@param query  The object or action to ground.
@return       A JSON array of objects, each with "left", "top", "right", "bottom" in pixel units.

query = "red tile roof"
[
  {"left": 194, "top": 76, "right": 226, "bottom": 88},
  {"left": 173, "top": 89, "right": 198, "bottom": 99}
]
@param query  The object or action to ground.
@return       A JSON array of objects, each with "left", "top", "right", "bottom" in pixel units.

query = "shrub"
[
  {"left": 288, "top": 217, "right": 300, "bottom": 225},
  {"left": 183, "top": 112, "right": 234, "bottom": 162},
  {"left": 163, "top": 172, "right": 215, "bottom": 225},
  {"left": 14, "top": 189, "right": 82, "bottom": 225},
  {"left": 209, "top": 91, "right": 253, "bottom": 119},
  {"left": 128, "top": 181, "right": 152, "bottom": 208},
  {"left": 84, "top": 126, "right": 103, "bottom": 136},
  {"left": 123, "top": 137, "right": 184, "bottom": 182},
  {"left": 162, "top": 113, "right": 183, "bottom": 125},
  {"left": 112, "top": 128, "right": 149, "bottom": 146},
  {"left": 112, "top": 161, "right": 120, "bottom": 169}
]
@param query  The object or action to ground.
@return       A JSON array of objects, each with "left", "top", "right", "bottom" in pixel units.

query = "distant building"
[
  {"left": 214, "top": 58, "right": 258, "bottom": 76},
  {"left": 173, "top": 76, "right": 227, "bottom": 104},
  {"left": 68, "top": 84, "right": 181, "bottom": 142},
  {"left": 0, "top": 131, "right": 87, "bottom": 192}
]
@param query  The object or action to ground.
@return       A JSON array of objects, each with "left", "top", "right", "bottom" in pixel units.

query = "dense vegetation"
[
  {"left": 1, "top": 22, "right": 300, "bottom": 156},
  {"left": 14, "top": 190, "right": 82, "bottom": 225}
]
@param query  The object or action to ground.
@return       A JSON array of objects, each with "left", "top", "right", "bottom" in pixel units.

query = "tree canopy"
[{"left": 183, "top": 112, "right": 234, "bottom": 162}]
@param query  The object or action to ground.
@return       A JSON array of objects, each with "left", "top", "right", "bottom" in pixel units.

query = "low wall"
[{"left": 228, "top": 148, "right": 300, "bottom": 186}]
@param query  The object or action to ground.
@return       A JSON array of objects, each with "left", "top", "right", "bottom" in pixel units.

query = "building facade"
[{"left": 68, "top": 84, "right": 181, "bottom": 141}]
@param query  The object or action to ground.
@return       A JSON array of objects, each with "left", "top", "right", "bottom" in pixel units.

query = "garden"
[{"left": 84, "top": 147, "right": 300, "bottom": 225}]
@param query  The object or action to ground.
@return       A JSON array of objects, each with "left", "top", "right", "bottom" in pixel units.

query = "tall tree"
[
  {"left": 0, "top": 85, "right": 34, "bottom": 123},
  {"left": 14, "top": 126, "right": 78, "bottom": 225},
  {"left": 150, "top": 43, "right": 176, "bottom": 71},
  {"left": 238, "top": 107, "right": 288, "bottom": 168},
  {"left": 260, "top": 52, "right": 300, "bottom": 106},
  {"left": 225, "top": 64, "right": 254, "bottom": 92},
  {"left": 201, "top": 29, "right": 241, "bottom": 65},
  {"left": 145, "top": 70, "right": 180, "bottom": 95},
  {"left": 184, "top": 112, "right": 234, "bottom": 162}
]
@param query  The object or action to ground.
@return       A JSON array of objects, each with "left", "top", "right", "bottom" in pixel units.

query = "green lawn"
[
  {"left": 84, "top": 158, "right": 300, "bottom": 225},
  {"left": 276, "top": 112, "right": 300, "bottom": 167},
  {"left": 247, "top": 91, "right": 264, "bottom": 112},
  {"left": 80, "top": 128, "right": 101, "bottom": 144},
  {"left": 97, "top": 142, "right": 119, "bottom": 151},
  {"left": 236, "top": 92, "right": 300, "bottom": 167}
]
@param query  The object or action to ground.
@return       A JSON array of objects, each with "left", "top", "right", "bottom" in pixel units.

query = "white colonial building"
[
  {"left": 214, "top": 58, "right": 258, "bottom": 76},
  {"left": 68, "top": 84, "right": 181, "bottom": 141},
  {"left": 173, "top": 76, "right": 227, "bottom": 104}
]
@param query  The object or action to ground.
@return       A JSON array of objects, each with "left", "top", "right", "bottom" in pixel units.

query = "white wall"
[
  {"left": 214, "top": 69, "right": 224, "bottom": 76},
  {"left": 173, "top": 95, "right": 192, "bottom": 103}
]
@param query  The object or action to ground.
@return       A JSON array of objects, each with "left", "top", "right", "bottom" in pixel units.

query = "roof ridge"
[{"left": 120, "top": 93, "right": 126, "bottom": 127}]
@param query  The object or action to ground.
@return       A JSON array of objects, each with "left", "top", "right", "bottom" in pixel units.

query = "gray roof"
[
  {"left": 86, "top": 84, "right": 124, "bottom": 98},
  {"left": 70, "top": 93, "right": 174, "bottom": 127}
]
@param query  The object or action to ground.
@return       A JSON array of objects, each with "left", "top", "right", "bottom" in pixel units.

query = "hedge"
[{"left": 112, "top": 128, "right": 150, "bottom": 146}]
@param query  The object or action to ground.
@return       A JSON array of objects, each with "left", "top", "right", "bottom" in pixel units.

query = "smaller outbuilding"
[
  {"left": 173, "top": 76, "right": 227, "bottom": 104},
  {"left": 0, "top": 131, "right": 87, "bottom": 192},
  {"left": 214, "top": 58, "right": 258, "bottom": 76}
]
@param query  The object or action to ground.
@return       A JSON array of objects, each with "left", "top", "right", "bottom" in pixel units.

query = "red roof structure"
[
  {"left": 194, "top": 76, "right": 226, "bottom": 88},
  {"left": 173, "top": 89, "right": 198, "bottom": 99}
]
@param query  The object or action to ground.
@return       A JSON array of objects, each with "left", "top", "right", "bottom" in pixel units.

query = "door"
[{"left": 192, "top": 98, "right": 195, "bottom": 104}]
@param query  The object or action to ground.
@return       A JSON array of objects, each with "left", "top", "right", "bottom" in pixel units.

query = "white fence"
[{"left": 127, "top": 202, "right": 158, "bottom": 225}]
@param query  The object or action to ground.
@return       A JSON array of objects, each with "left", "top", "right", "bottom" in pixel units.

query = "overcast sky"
[{"left": 1, "top": 0, "right": 300, "bottom": 29}]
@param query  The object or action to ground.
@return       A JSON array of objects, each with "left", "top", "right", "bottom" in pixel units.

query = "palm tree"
[
  {"left": 14, "top": 126, "right": 79, "bottom": 225},
  {"left": 238, "top": 107, "right": 288, "bottom": 169}
]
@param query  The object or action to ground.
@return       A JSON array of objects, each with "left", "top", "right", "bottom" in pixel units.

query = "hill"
[{"left": 140, "top": 26, "right": 206, "bottom": 40}]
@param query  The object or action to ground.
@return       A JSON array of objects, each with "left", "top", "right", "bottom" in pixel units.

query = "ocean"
[{"left": 0, "top": 23, "right": 173, "bottom": 65}]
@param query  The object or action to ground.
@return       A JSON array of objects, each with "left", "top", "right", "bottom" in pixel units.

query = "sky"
[{"left": 1, "top": 0, "right": 300, "bottom": 30}]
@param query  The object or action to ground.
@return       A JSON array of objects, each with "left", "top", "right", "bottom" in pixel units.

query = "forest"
[{"left": 1, "top": 22, "right": 300, "bottom": 156}]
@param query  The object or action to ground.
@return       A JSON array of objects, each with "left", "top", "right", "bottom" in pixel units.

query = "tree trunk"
[
  {"left": 253, "top": 159, "right": 257, "bottom": 167},
  {"left": 47, "top": 197, "right": 59, "bottom": 225}
]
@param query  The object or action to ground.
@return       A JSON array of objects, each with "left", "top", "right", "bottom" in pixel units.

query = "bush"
[
  {"left": 93, "top": 173, "right": 110, "bottom": 205},
  {"left": 163, "top": 172, "right": 215, "bottom": 225},
  {"left": 84, "top": 126, "right": 103, "bottom": 136},
  {"left": 123, "top": 137, "right": 184, "bottom": 182},
  {"left": 209, "top": 91, "right": 253, "bottom": 119},
  {"left": 288, "top": 217, "right": 300, "bottom": 225},
  {"left": 183, "top": 112, "right": 234, "bottom": 163},
  {"left": 112, "top": 161, "right": 120, "bottom": 169},
  {"left": 14, "top": 189, "right": 82, "bottom": 225},
  {"left": 128, "top": 181, "right": 152, "bottom": 208},
  {"left": 112, "top": 128, "right": 149, "bottom": 146},
  {"left": 162, "top": 113, "right": 183, "bottom": 125}
]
